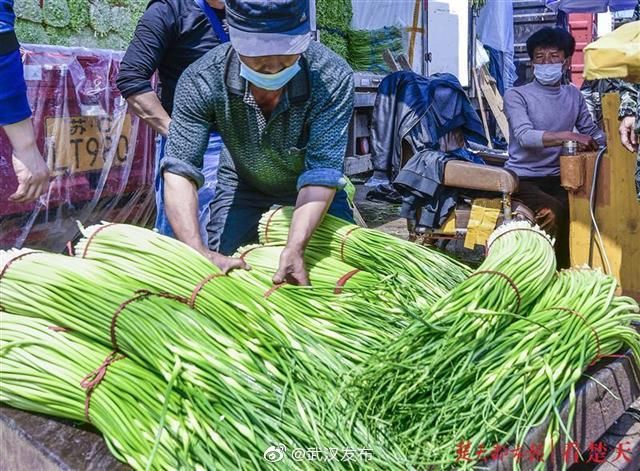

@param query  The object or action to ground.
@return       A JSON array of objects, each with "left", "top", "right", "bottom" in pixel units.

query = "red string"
[
  {"left": 81, "top": 223, "right": 117, "bottom": 259},
  {"left": 263, "top": 207, "right": 284, "bottom": 244},
  {"left": 0, "top": 251, "right": 38, "bottom": 281},
  {"left": 334, "top": 269, "right": 361, "bottom": 294},
  {"left": 110, "top": 290, "right": 189, "bottom": 351},
  {"left": 488, "top": 227, "right": 554, "bottom": 253},
  {"left": 238, "top": 246, "right": 259, "bottom": 262},
  {"left": 468, "top": 270, "right": 522, "bottom": 313},
  {"left": 540, "top": 307, "right": 602, "bottom": 366},
  {"left": 264, "top": 283, "right": 286, "bottom": 299},
  {"left": 189, "top": 274, "right": 225, "bottom": 309},
  {"left": 80, "top": 350, "right": 125, "bottom": 423},
  {"left": 340, "top": 227, "right": 361, "bottom": 262}
]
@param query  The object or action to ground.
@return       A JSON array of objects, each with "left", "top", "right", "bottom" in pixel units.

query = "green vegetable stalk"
[{"left": 0, "top": 313, "right": 194, "bottom": 470}]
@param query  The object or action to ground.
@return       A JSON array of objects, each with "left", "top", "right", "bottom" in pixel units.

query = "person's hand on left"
[
  {"left": 10, "top": 152, "right": 50, "bottom": 203},
  {"left": 272, "top": 246, "right": 310, "bottom": 286}
]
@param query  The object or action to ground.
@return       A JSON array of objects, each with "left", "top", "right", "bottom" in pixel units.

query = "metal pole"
[{"left": 422, "top": 0, "right": 429, "bottom": 76}]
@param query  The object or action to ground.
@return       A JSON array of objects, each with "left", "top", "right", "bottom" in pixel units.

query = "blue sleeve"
[
  {"left": 297, "top": 72, "right": 354, "bottom": 191},
  {"left": 0, "top": 0, "right": 16, "bottom": 34}
]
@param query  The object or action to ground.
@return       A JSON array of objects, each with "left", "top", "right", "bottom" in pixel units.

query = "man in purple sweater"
[{"left": 504, "top": 27, "right": 605, "bottom": 268}]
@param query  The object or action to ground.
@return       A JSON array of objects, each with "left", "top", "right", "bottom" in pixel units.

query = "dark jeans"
[
  {"left": 513, "top": 176, "right": 569, "bottom": 269},
  {"left": 207, "top": 180, "right": 354, "bottom": 255}
]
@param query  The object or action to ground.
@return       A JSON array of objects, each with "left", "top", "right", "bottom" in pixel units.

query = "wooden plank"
[
  {"left": 472, "top": 68, "right": 493, "bottom": 148},
  {"left": 478, "top": 67, "right": 510, "bottom": 143},
  {"left": 567, "top": 93, "right": 640, "bottom": 300},
  {"left": 396, "top": 54, "right": 413, "bottom": 72},
  {"left": 382, "top": 50, "right": 401, "bottom": 73}
]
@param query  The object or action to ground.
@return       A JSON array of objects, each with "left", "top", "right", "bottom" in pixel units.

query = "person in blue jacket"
[{"left": 0, "top": 0, "right": 49, "bottom": 203}]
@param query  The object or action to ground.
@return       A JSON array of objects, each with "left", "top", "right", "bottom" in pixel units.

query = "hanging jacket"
[{"left": 370, "top": 71, "right": 487, "bottom": 182}]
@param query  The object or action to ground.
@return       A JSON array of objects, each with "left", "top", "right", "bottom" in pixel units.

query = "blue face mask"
[
  {"left": 240, "top": 60, "right": 301, "bottom": 91},
  {"left": 533, "top": 63, "right": 564, "bottom": 86}
]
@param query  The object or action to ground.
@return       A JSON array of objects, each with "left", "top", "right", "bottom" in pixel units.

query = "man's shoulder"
[
  {"left": 146, "top": 0, "right": 190, "bottom": 12},
  {"left": 504, "top": 83, "right": 534, "bottom": 102},
  {"left": 304, "top": 41, "right": 353, "bottom": 84},
  {"left": 184, "top": 43, "right": 231, "bottom": 78}
]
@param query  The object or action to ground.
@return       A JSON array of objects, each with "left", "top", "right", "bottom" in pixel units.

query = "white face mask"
[{"left": 533, "top": 63, "right": 564, "bottom": 86}]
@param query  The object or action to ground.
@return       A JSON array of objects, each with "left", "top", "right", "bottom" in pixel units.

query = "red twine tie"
[
  {"left": 264, "top": 283, "right": 286, "bottom": 299},
  {"left": 81, "top": 223, "right": 117, "bottom": 259},
  {"left": 334, "top": 269, "right": 361, "bottom": 294},
  {"left": 80, "top": 350, "right": 125, "bottom": 422},
  {"left": 468, "top": 270, "right": 522, "bottom": 313},
  {"left": 189, "top": 274, "right": 225, "bottom": 309},
  {"left": 263, "top": 207, "right": 284, "bottom": 244},
  {"left": 339, "top": 227, "right": 361, "bottom": 262}
]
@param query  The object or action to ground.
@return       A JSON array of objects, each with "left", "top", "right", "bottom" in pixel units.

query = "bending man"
[{"left": 162, "top": 0, "right": 355, "bottom": 284}]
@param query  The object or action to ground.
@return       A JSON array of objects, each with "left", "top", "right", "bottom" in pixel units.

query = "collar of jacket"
[{"left": 224, "top": 47, "right": 310, "bottom": 105}]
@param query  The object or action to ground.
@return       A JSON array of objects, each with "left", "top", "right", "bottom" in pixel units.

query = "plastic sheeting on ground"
[
  {"left": 584, "top": 21, "right": 640, "bottom": 81},
  {"left": 0, "top": 44, "right": 156, "bottom": 252}
]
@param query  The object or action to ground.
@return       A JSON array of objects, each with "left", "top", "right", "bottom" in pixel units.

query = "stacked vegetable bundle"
[
  {"left": 259, "top": 207, "right": 471, "bottom": 311},
  {"left": 5, "top": 217, "right": 457, "bottom": 468},
  {"left": 348, "top": 221, "right": 640, "bottom": 468},
  {"left": 1, "top": 313, "right": 193, "bottom": 470},
  {"left": 1, "top": 212, "right": 639, "bottom": 470}
]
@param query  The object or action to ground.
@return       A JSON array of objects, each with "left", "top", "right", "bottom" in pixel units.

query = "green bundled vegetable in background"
[
  {"left": 68, "top": 0, "right": 90, "bottom": 31},
  {"left": 14, "top": 20, "right": 49, "bottom": 44},
  {"left": 14, "top": 0, "right": 42, "bottom": 23},
  {"left": 89, "top": 0, "right": 113, "bottom": 36},
  {"left": 15, "top": 0, "right": 148, "bottom": 49},
  {"left": 43, "top": 0, "right": 70, "bottom": 27},
  {"left": 316, "top": 0, "right": 352, "bottom": 59},
  {"left": 347, "top": 27, "right": 405, "bottom": 73}
]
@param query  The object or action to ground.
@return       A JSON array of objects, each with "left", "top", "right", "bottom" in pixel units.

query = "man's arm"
[
  {"left": 504, "top": 89, "right": 598, "bottom": 151},
  {"left": 126, "top": 91, "right": 171, "bottom": 136},
  {"left": 4, "top": 118, "right": 49, "bottom": 203},
  {"left": 162, "top": 67, "right": 247, "bottom": 272},
  {"left": 619, "top": 86, "right": 638, "bottom": 153},
  {"left": 273, "top": 71, "right": 355, "bottom": 285},
  {"left": 116, "top": 2, "right": 175, "bottom": 135},
  {"left": 575, "top": 91, "right": 606, "bottom": 147},
  {"left": 272, "top": 186, "right": 335, "bottom": 285}
]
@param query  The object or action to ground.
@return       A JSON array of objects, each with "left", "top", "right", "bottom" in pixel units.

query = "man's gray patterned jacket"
[{"left": 161, "top": 41, "right": 354, "bottom": 197}]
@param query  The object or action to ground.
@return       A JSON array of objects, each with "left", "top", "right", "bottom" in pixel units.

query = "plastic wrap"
[{"left": 0, "top": 44, "right": 155, "bottom": 252}]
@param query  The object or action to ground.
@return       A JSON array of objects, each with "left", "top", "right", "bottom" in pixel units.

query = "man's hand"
[
  {"left": 3, "top": 118, "right": 50, "bottom": 203},
  {"left": 200, "top": 248, "right": 250, "bottom": 274},
  {"left": 10, "top": 151, "right": 50, "bottom": 203},
  {"left": 272, "top": 246, "right": 310, "bottom": 286},
  {"left": 571, "top": 133, "right": 599, "bottom": 152},
  {"left": 619, "top": 116, "right": 638, "bottom": 153}
]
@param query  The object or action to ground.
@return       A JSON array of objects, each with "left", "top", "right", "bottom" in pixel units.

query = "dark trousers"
[
  {"left": 207, "top": 181, "right": 355, "bottom": 256},
  {"left": 513, "top": 176, "right": 570, "bottom": 269}
]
